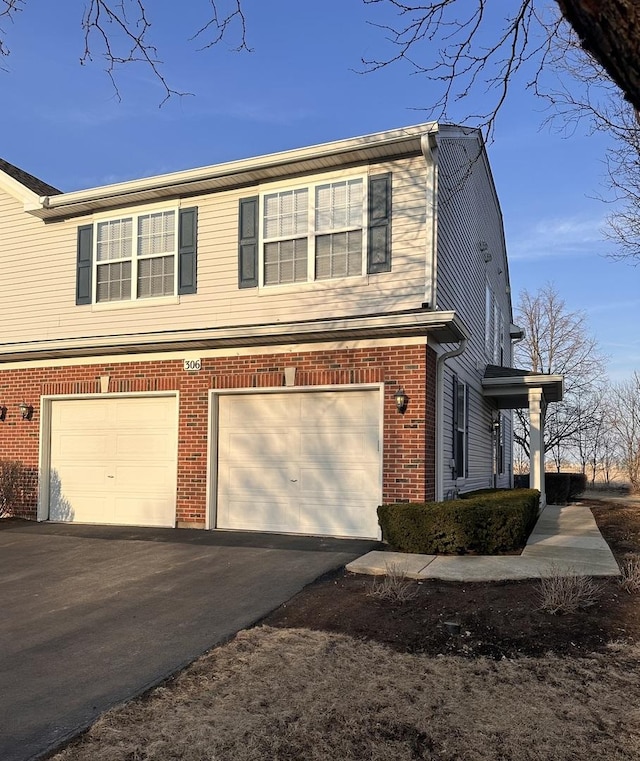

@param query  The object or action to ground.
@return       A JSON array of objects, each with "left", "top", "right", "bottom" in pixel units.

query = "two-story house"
[{"left": 0, "top": 123, "right": 562, "bottom": 538}]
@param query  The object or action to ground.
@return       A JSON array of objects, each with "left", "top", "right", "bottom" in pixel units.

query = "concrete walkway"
[{"left": 346, "top": 503, "right": 620, "bottom": 582}]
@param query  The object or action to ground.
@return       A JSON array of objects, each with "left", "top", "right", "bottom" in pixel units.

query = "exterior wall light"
[
  {"left": 19, "top": 402, "right": 33, "bottom": 420},
  {"left": 0, "top": 405, "right": 6, "bottom": 422},
  {"left": 394, "top": 388, "right": 408, "bottom": 414}
]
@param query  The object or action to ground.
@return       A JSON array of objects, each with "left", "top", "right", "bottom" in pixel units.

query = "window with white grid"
[
  {"left": 95, "top": 210, "right": 177, "bottom": 302},
  {"left": 261, "top": 177, "right": 364, "bottom": 285}
]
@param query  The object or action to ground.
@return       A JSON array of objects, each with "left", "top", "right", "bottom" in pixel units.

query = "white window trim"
[
  {"left": 92, "top": 207, "right": 179, "bottom": 305},
  {"left": 257, "top": 172, "right": 368, "bottom": 288}
]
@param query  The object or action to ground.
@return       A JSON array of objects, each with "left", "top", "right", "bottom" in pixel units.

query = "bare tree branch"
[
  {"left": 0, "top": 0, "right": 24, "bottom": 70},
  {"left": 81, "top": 0, "right": 190, "bottom": 105},
  {"left": 360, "top": 0, "right": 565, "bottom": 141},
  {"left": 191, "top": 0, "right": 252, "bottom": 52}
]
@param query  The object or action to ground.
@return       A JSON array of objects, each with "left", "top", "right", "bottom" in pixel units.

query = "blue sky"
[{"left": 2, "top": 1, "right": 637, "bottom": 379}]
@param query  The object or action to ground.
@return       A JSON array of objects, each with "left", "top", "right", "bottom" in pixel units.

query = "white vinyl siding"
[
  {"left": 262, "top": 177, "right": 364, "bottom": 285},
  {"left": 436, "top": 131, "right": 514, "bottom": 494},
  {"left": 0, "top": 155, "right": 432, "bottom": 353},
  {"left": 95, "top": 209, "right": 177, "bottom": 302}
]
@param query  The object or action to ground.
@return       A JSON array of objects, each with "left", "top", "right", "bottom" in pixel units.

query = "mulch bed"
[{"left": 261, "top": 498, "right": 640, "bottom": 659}]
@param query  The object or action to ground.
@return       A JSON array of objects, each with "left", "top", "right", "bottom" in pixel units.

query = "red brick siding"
[{"left": 0, "top": 344, "right": 438, "bottom": 524}]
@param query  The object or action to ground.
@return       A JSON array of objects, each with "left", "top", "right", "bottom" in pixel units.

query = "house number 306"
[{"left": 183, "top": 359, "right": 202, "bottom": 372}]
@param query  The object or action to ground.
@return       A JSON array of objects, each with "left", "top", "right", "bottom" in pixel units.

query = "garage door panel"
[
  {"left": 300, "top": 392, "right": 376, "bottom": 425},
  {"left": 49, "top": 396, "right": 177, "bottom": 528},
  {"left": 221, "top": 498, "right": 293, "bottom": 532},
  {"left": 53, "top": 401, "right": 110, "bottom": 428},
  {"left": 224, "top": 395, "right": 294, "bottom": 428},
  {"left": 299, "top": 466, "right": 377, "bottom": 499},
  {"left": 299, "top": 429, "right": 377, "bottom": 461},
  {"left": 51, "top": 465, "right": 109, "bottom": 491},
  {"left": 298, "top": 498, "right": 376, "bottom": 537},
  {"left": 52, "top": 492, "right": 110, "bottom": 524},
  {"left": 114, "top": 496, "right": 175, "bottom": 525},
  {"left": 115, "top": 398, "right": 175, "bottom": 427},
  {"left": 115, "top": 432, "right": 176, "bottom": 459},
  {"left": 223, "top": 431, "right": 290, "bottom": 460},
  {"left": 220, "top": 465, "right": 291, "bottom": 495},
  {"left": 216, "top": 390, "right": 381, "bottom": 538},
  {"left": 114, "top": 464, "right": 175, "bottom": 491},
  {"left": 55, "top": 433, "right": 110, "bottom": 459}
]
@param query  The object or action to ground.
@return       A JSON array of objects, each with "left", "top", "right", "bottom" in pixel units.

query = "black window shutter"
[
  {"left": 238, "top": 196, "right": 259, "bottom": 288},
  {"left": 367, "top": 173, "right": 392, "bottom": 274},
  {"left": 76, "top": 224, "right": 93, "bottom": 305},
  {"left": 178, "top": 207, "right": 198, "bottom": 295}
]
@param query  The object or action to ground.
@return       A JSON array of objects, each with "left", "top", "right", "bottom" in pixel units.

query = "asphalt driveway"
[{"left": 0, "top": 520, "right": 378, "bottom": 761}]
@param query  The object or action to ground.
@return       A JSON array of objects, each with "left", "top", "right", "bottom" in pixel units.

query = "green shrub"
[
  {"left": 514, "top": 473, "right": 587, "bottom": 503},
  {"left": 545, "top": 473, "right": 571, "bottom": 504},
  {"left": 459, "top": 488, "right": 509, "bottom": 499},
  {"left": 377, "top": 489, "right": 540, "bottom": 555},
  {"left": 568, "top": 473, "right": 587, "bottom": 500}
]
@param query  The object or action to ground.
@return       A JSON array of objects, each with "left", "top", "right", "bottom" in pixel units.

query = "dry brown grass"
[
  {"left": 537, "top": 566, "right": 606, "bottom": 615},
  {"left": 619, "top": 554, "right": 640, "bottom": 594},
  {"left": 52, "top": 627, "right": 640, "bottom": 761},
  {"left": 367, "top": 562, "right": 419, "bottom": 603}
]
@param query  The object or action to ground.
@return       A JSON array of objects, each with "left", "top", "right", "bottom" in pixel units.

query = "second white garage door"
[
  {"left": 216, "top": 389, "right": 381, "bottom": 539},
  {"left": 48, "top": 396, "right": 178, "bottom": 527}
]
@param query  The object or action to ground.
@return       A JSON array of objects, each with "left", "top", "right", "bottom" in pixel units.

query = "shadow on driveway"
[{"left": 0, "top": 521, "right": 379, "bottom": 761}]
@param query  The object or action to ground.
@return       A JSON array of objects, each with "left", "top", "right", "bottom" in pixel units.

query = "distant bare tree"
[
  {"left": 609, "top": 372, "right": 640, "bottom": 493},
  {"left": 513, "top": 284, "right": 607, "bottom": 465}
]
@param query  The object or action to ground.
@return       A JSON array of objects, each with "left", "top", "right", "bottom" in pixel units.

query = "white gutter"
[
  {"left": 435, "top": 338, "right": 468, "bottom": 501},
  {"left": 30, "top": 123, "right": 439, "bottom": 220}
]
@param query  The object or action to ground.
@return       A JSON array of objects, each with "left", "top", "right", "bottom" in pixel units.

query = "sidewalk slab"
[
  {"left": 346, "top": 504, "right": 620, "bottom": 582},
  {"left": 346, "top": 550, "right": 435, "bottom": 578}
]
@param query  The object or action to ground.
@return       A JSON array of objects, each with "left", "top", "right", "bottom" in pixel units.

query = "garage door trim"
[
  {"left": 207, "top": 383, "right": 384, "bottom": 536},
  {"left": 38, "top": 392, "right": 180, "bottom": 523}
]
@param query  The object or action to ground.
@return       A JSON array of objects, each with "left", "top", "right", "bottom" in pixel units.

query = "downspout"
[{"left": 435, "top": 338, "right": 467, "bottom": 501}]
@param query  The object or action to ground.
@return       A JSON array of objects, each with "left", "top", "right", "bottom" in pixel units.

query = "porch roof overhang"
[
  {"left": 0, "top": 308, "right": 468, "bottom": 364},
  {"left": 482, "top": 364, "right": 564, "bottom": 408}
]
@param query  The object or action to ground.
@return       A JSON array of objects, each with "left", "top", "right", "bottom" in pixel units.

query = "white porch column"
[{"left": 528, "top": 387, "right": 546, "bottom": 508}]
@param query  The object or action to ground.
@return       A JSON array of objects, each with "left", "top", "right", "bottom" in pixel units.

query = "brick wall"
[{"left": 0, "top": 343, "right": 437, "bottom": 525}]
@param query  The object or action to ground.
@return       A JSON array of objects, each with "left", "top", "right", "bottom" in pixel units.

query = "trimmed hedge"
[
  {"left": 377, "top": 489, "right": 540, "bottom": 555},
  {"left": 516, "top": 472, "right": 587, "bottom": 503}
]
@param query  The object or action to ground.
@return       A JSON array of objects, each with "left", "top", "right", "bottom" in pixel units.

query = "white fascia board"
[
  {"left": 0, "top": 172, "right": 40, "bottom": 205},
  {"left": 31, "top": 123, "right": 439, "bottom": 220},
  {"left": 0, "top": 309, "right": 466, "bottom": 362},
  {"left": 482, "top": 374, "right": 564, "bottom": 403}
]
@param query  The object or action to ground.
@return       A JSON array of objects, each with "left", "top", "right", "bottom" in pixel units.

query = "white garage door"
[
  {"left": 49, "top": 396, "right": 178, "bottom": 527},
  {"left": 216, "top": 389, "right": 381, "bottom": 539}
]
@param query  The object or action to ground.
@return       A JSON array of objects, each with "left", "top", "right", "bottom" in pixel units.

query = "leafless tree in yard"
[
  {"left": 513, "top": 283, "right": 607, "bottom": 465},
  {"left": 609, "top": 372, "right": 640, "bottom": 492}
]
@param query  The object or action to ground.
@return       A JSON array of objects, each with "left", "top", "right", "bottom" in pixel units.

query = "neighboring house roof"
[{"left": 0, "top": 158, "right": 61, "bottom": 197}]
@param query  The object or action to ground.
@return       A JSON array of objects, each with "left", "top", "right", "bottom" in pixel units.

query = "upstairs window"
[
  {"left": 238, "top": 173, "right": 391, "bottom": 290},
  {"left": 262, "top": 178, "right": 365, "bottom": 286},
  {"left": 95, "top": 210, "right": 177, "bottom": 302},
  {"left": 76, "top": 207, "right": 197, "bottom": 306}
]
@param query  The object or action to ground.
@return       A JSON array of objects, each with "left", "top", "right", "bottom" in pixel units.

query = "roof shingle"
[{"left": 0, "top": 158, "right": 61, "bottom": 196}]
